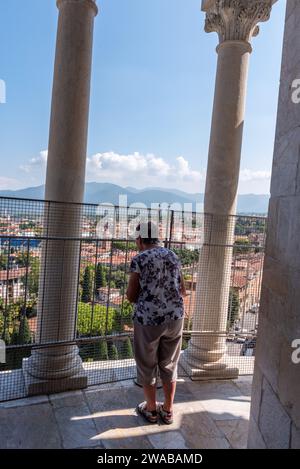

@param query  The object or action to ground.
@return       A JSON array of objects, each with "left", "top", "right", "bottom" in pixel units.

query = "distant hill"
[
  {"left": 236, "top": 194, "right": 270, "bottom": 215},
  {"left": 0, "top": 183, "right": 269, "bottom": 214}
]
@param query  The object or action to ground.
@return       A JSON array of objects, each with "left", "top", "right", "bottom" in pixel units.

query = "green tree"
[
  {"left": 27, "top": 258, "right": 40, "bottom": 296},
  {"left": 19, "top": 221, "right": 36, "bottom": 231},
  {"left": 173, "top": 248, "right": 199, "bottom": 266},
  {"left": 25, "top": 299, "right": 37, "bottom": 319},
  {"left": 77, "top": 303, "right": 116, "bottom": 337},
  {"left": 81, "top": 266, "right": 93, "bottom": 303},
  {"left": 121, "top": 337, "right": 133, "bottom": 359},
  {"left": 121, "top": 300, "right": 133, "bottom": 325},
  {"left": 110, "top": 269, "right": 125, "bottom": 289},
  {"left": 227, "top": 289, "right": 240, "bottom": 329},
  {"left": 0, "top": 300, "right": 4, "bottom": 340},
  {"left": 113, "top": 300, "right": 133, "bottom": 332},
  {"left": 0, "top": 253, "right": 7, "bottom": 270},
  {"left": 95, "top": 263, "right": 107, "bottom": 294},
  {"left": 15, "top": 251, "right": 29, "bottom": 267},
  {"left": 18, "top": 315, "right": 32, "bottom": 345},
  {"left": 3, "top": 330, "right": 10, "bottom": 345},
  {"left": 1, "top": 321, "right": 11, "bottom": 346},
  {"left": 79, "top": 343, "right": 91, "bottom": 362},
  {"left": 20, "top": 256, "right": 40, "bottom": 298},
  {"left": 108, "top": 343, "right": 119, "bottom": 360},
  {"left": 10, "top": 316, "right": 31, "bottom": 345},
  {"left": 113, "top": 241, "right": 136, "bottom": 252},
  {"left": 234, "top": 238, "right": 253, "bottom": 254},
  {"left": 10, "top": 325, "right": 20, "bottom": 346},
  {"left": 98, "top": 340, "right": 108, "bottom": 360},
  {"left": 181, "top": 338, "right": 189, "bottom": 351}
]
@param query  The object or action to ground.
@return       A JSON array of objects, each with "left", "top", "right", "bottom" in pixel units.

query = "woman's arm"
[
  {"left": 180, "top": 272, "right": 187, "bottom": 297},
  {"left": 126, "top": 272, "right": 141, "bottom": 303}
]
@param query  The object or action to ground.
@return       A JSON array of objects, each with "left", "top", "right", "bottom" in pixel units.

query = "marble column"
[
  {"left": 181, "top": 0, "right": 275, "bottom": 380},
  {"left": 23, "top": 0, "right": 98, "bottom": 395}
]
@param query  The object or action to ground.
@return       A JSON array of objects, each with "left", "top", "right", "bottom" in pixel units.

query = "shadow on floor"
[{"left": 0, "top": 376, "right": 252, "bottom": 449}]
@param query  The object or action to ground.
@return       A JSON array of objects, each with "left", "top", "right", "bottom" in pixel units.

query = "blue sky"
[{"left": 0, "top": 0, "right": 286, "bottom": 194}]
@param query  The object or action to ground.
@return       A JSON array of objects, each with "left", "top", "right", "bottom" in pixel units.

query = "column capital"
[
  {"left": 57, "top": 0, "right": 98, "bottom": 16},
  {"left": 201, "top": 0, "right": 275, "bottom": 45}
]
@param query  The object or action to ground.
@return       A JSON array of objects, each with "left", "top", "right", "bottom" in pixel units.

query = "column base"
[
  {"left": 22, "top": 357, "right": 88, "bottom": 396},
  {"left": 180, "top": 354, "right": 239, "bottom": 381}
]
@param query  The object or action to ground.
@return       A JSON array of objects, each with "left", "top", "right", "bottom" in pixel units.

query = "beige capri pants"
[{"left": 133, "top": 319, "right": 184, "bottom": 386}]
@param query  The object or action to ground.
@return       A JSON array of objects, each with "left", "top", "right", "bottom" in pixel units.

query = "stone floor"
[{"left": 0, "top": 376, "right": 252, "bottom": 449}]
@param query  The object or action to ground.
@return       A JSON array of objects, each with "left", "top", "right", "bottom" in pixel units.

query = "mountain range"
[{"left": 0, "top": 183, "right": 270, "bottom": 214}]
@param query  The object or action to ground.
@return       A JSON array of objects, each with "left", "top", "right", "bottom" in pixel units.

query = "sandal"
[
  {"left": 158, "top": 403, "right": 174, "bottom": 425},
  {"left": 136, "top": 401, "right": 158, "bottom": 424}
]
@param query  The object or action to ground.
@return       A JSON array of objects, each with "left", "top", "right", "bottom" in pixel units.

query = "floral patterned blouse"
[{"left": 130, "top": 246, "right": 184, "bottom": 326}]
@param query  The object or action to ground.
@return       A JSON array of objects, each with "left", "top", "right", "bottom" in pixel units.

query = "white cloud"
[
  {"left": 86, "top": 152, "right": 205, "bottom": 192},
  {"left": 0, "top": 177, "right": 21, "bottom": 191},
  {"left": 238, "top": 169, "right": 271, "bottom": 194},
  {"left": 20, "top": 150, "right": 48, "bottom": 173},
  {"left": 19, "top": 150, "right": 271, "bottom": 194},
  {"left": 240, "top": 169, "right": 271, "bottom": 182}
]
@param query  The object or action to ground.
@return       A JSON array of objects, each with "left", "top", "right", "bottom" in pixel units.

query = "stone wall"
[{"left": 248, "top": 0, "right": 300, "bottom": 449}]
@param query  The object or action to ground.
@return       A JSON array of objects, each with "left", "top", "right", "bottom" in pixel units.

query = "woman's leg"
[
  {"left": 143, "top": 384, "right": 157, "bottom": 412},
  {"left": 162, "top": 380, "right": 177, "bottom": 412},
  {"left": 158, "top": 319, "right": 184, "bottom": 413},
  {"left": 133, "top": 322, "right": 162, "bottom": 412}
]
